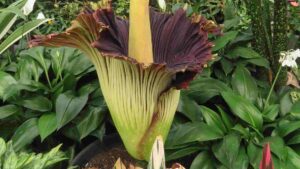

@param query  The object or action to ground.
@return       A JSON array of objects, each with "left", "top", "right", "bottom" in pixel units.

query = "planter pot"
[
  {"left": 72, "top": 134, "right": 139, "bottom": 169},
  {"left": 72, "top": 134, "right": 194, "bottom": 169}
]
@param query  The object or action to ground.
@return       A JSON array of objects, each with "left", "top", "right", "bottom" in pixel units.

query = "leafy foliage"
[
  {"left": 0, "top": 137, "right": 66, "bottom": 169},
  {"left": 0, "top": 47, "right": 107, "bottom": 153}
]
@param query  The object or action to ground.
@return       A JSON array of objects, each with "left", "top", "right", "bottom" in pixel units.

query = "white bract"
[
  {"left": 279, "top": 49, "right": 300, "bottom": 68},
  {"left": 23, "top": 0, "right": 36, "bottom": 16},
  {"left": 37, "top": 12, "right": 45, "bottom": 19},
  {"left": 158, "top": 0, "right": 166, "bottom": 11}
]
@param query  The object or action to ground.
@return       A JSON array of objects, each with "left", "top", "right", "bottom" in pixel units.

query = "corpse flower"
[{"left": 30, "top": 1, "right": 214, "bottom": 160}]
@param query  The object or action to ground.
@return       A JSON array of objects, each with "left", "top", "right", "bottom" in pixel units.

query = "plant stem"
[{"left": 264, "top": 65, "right": 282, "bottom": 109}]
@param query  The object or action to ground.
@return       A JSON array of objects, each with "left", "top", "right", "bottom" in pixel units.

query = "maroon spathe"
[{"left": 31, "top": 8, "right": 214, "bottom": 89}]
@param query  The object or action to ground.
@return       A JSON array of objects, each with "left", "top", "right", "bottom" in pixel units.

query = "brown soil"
[{"left": 81, "top": 145, "right": 141, "bottom": 169}]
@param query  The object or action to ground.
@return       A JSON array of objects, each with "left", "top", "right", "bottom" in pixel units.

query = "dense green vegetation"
[{"left": 0, "top": 0, "right": 300, "bottom": 168}]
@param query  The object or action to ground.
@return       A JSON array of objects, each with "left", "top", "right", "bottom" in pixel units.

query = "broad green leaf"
[
  {"left": 61, "top": 125, "right": 80, "bottom": 141},
  {"left": 287, "top": 133, "right": 300, "bottom": 145},
  {"left": 56, "top": 91, "right": 88, "bottom": 129},
  {"left": 20, "top": 47, "right": 50, "bottom": 72},
  {"left": 165, "top": 122, "right": 223, "bottom": 148},
  {"left": 286, "top": 147, "right": 300, "bottom": 169},
  {"left": 232, "top": 124, "right": 250, "bottom": 138},
  {"left": 78, "top": 82, "right": 99, "bottom": 96},
  {"left": 0, "top": 71, "right": 17, "bottom": 98},
  {"left": 226, "top": 47, "right": 261, "bottom": 59},
  {"left": 0, "top": 138, "right": 6, "bottom": 157},
  {"left": 220, "top": 58, "right": 233, "bottom": 75},
  {"left": 247, "top": 142, "right": 262, "bottom": 169},
  {"left": 212, "top": 31, "right": 238, "bottom": 51},
  {"left": 76, "top": 107, "right": 105, "bottom": 140},
  {"left": 17, "top": 96, "right": 52, "bottom": 112},
  {"left": 199, "top": 106, "right": 226, "bottom": 134},
  {"left": 12, "top": 118, "right": 39, "bottom": 151},
  {"left": 184, "top": 77, "right": 231, "bottom": 103},
  {"left": 280, "top": 91, "right": 294, "bottom": 116},
  {"left": 38, "top": 113, "right": 57, "bottom": 141},
  {"left": 0, "top": 19, "right": 50, "bottom": 54},
  {"left": 246, "top": 58, "right": 270, "bottom": 68},
  {"left": 275, "top": 121, "right": 300, "bottom": 137},
  {"left": 65, "top": 52, "right": 93, "bottom": 76},
  {"left": 217, "top": 106, "right": 234, "bottom": 131},
  {"left": 166, "top": 146, "right": 201, "bottom": 161},
  {"left": 91, "top": 123, "right": 106, "bottom": 141},
  {"left": 231, "top": 66, "right": 258, "bottom": 102},
  {"left": 177, "top": 94, "right": 202, "bottom": 122},
  {"left": 212, "top": 134, "right": 248, "bottom": 169},
  {"left": 190, "top": 151, "right": 215, "bottom": 169},
  {"left": 291, "top": 101, "right": 300, "bottom": 117},
  {"left": 0, "top": 105, "right": 20, "bottom": 119},
  {"left": 262, "top": 104, "right": 279, "bottom": 121},
  {"left": 221, "top": 92, "right": 263, "bottom": 130}
]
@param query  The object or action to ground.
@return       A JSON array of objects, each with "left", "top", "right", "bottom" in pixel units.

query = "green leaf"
[
  {"left": 291, "top": 101, "right": 300, "bottom": 116},
  {"left": 184, "top": 77, "right": 231, "bottom": 103},
  {"left": 166, "top": 146, "right": 201, "bottom": 161},
  {"left": 220, "top": 58, "right": 233, "bottom": 75},
  {"left": 280, "top": 91, "right": 294, "bottom": 116},
  {"left": 165, "top": 122, "right": 223, "bottom": 148},
  {"left": 56, "top": 91, "right": 88, "bottom": 129},
  {"left": 262, "top": 104, "right": 279, "bottom": 121},
  {"left": 231, "top": 66, "right": 258, "bottom": 103},
  {"left": 212, "top": 134, "right": 248, "bottom": 169},
  {"left": 286, "top": 147, "right": 300, "bottom": 169},
  {"left": 0, "top": 18, "right": 50, "bottom": 54},
  {"left": 76, "top": 107, "right": 105, "bottom": 140},
  {"left": 177, "top": 94, "right": 202, "bottom": 122},
  {"left": 232, "top": 124, "right": 250, "bottom": 138},
  {"left": 247, "top": 141, "right": 262, "bottom": 169},
  {"left": 199, "top": 106, "right": 226, "bottom": 134},
  {"left": 17, "top": 96, "right": 52, "bottom": 112},
  {"left": 221, "top": 92, "right": 263, "bottom": 130},
  {"left": 0, "top": 0, "right": 27, "bottom": 40},
  {"left": 38, "top": 113, "right": 57, "bottom": 141},
  {"left": 0, "top": 105, "right": 20, "bottom": 119},
  {"left": 226, "top": 47, "right": 261, "bottom": 59},
  {"left": 212, "top": 31, "right": 238, "bottom": 51},
  {"left": 0, "top": 71, "right": 17, "bottom": 98},
  {"left": 275, "top": 121, "right": 300, "bottom": 137},
  {"left": 217, "top": 106, "right": 234, "bottom": 131},
  {"left": 65, "top": 52, "right": 93, "bottom": 76},
  {"left": 287, "top": 132, "right": 300, "bottom": 145},
  {"left": 190, "top": 151, "right": 215, "bottom": 169},
  {"left": 0, "top": 138, "right": 6, "bottom": 157},
  {"left": 245, "top": 58, "right": 270, "bottom": 68},
  {"left": 12, "top": 118, "right": 39, "bottom": 151}
]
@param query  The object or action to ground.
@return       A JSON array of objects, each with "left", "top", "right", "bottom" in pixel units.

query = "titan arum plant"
[{"left": 30, "top": 0, "right": 215, "bottom": 160}]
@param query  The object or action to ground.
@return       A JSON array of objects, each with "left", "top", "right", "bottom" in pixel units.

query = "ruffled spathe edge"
[{"left": 29, "top": 7, "right": 216, "bottom": 89}]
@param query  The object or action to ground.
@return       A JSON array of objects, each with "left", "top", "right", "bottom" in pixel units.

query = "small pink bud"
[
  {"left": 259, "top": 143, "right": 274, "bottom": 169},
  {"left": 288, "top": 0, "right": 300, "bottom": 7}
]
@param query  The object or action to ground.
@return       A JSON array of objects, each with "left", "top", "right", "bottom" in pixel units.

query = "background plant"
[
  {"left": 0, "top": 137, "right": 67, "bottom": 169},
  {"left": 0, "top": 47, "right": 107, "bottom": 163},
  {"left": 0, "top": 0, "right": 299, "bottom": 168}
]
